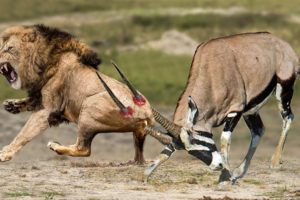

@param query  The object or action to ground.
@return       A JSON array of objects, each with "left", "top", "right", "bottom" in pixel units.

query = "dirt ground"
[{"left": 0, "top": 106, "right": 299, "bottom": 200}]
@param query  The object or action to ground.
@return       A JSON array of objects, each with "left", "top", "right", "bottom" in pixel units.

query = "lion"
[{"left": 0, "top": 24, "right": 154, "bottom": 164}]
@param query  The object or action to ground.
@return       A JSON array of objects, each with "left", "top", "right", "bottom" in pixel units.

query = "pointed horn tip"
[
  {"left": 109, "top": 60, "right": 145, "bottom": 106},
  {"left": 133, "top": 96, "right": 146, "bottom": 106},
  {"left": 119, "top": 106, "right": 134, "bottom": 118},
  {"left": 110, "top": 60, "right": 118, "bottom": 67}
]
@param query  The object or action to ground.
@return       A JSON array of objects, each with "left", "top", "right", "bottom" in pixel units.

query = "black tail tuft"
[{"left": 80, "top": 52, "right": 101, "bottom": 69}]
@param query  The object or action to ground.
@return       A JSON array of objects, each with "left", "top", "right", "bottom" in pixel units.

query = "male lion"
[{"left": 0, "top": 24, "right": 154, "bottom": 164}]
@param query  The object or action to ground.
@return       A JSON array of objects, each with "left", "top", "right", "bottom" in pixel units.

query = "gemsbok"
[{"left": 105, "top": 32, "right": 299, "bottom": 185}]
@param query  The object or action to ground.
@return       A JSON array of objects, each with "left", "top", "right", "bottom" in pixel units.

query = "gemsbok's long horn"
[
  {"left": 109, "top": 61, "right": 181, "bottom": 138},
  {"left": 151, "top": 108, "right": 182, "bottom": 139},
  {"left": 96, "top": 71, "right": 134, "bottom": 118},
  {"left": 111, "top": 61, "right": 146, "bottom": 106},
  {"left": 144, "top": 126, "right": 173, "bottom": 145}
]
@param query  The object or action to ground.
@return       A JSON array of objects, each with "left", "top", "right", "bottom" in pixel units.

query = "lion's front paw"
[
  {"left": 3, "top": 99, "right": 27, "bottom": 114},
  {"left": 0, "top": 151, "right": 12, "bottom": 162}
]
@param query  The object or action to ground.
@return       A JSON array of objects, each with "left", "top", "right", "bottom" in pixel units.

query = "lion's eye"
[{"left": 4, "top": 46, "right": 13, "bottom": 52}]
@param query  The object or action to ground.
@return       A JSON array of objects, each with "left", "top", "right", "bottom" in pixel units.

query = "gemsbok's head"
[{"left": 152, "top": 96, "right": 224, "bottom": 170}]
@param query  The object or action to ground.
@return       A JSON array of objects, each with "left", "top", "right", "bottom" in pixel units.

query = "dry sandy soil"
[{"left": 0, "top": 106, "right": 299, "bottom": 200}]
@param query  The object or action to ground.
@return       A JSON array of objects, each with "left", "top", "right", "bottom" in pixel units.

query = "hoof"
[
  {"left": 270, "top": 163, "right": 283, "bottom": 170},
  {"left": 270, "top": 158, "right": 283, "bottom": 169},
  {"left": 143, "top": 175, "right": 149, "bottom": 184},
  {"left": 217, "top": 181, "right": 233, "bottom": 191},
  {"left": 218, "top": 168, "right": 231, "bottom": 183}
]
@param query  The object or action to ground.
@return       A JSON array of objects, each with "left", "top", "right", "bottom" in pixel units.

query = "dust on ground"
[{"left": 0, "top": 106, "right": 299, "bottom": 199}]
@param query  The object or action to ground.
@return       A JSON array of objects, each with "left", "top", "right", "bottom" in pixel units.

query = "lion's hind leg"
[{"left": 48, "top": 133, "right": 95, "bottom": 157}]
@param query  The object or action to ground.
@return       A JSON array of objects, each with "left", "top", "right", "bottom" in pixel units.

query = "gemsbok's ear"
[{"left": 186, "top": 96, "right": 199, "bottom": 128}]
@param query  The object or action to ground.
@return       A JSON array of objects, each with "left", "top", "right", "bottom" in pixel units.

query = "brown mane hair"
[
  {"left": 33, "top": 24, "right": 101, "bottom": 69},
  {"left": 16, "top": 24, "right": 102, "bottom": 111}
]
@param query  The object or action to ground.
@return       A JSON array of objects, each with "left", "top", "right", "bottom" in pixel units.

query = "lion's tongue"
[
  {"left": 2, "top": 66, "right": 17, "bottom": 83},
  {"left": 10, "top": 71, "right": 16, "bottom": 81}
]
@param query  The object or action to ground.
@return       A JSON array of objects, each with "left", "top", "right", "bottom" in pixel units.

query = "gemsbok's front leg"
[
  {"left": 219, "top": 112, "right": 241, "bottom": 182},
  {"left": 144, "top": 143, "right": 177, "bottom": 181},
  {"left": 231, "top": 113, "right": 264, "bottom": 184},
  {"left": 0, "top": 109, "right": 50, "bottom": 161},
  {"left": 271, "top": 82, "right": 294, "bottom": 168}
]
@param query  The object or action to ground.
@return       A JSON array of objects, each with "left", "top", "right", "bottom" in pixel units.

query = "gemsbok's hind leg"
[
  {"left": 48, "top": 130, "right": 95, "bottom": 157},
  {"left": 271, "top": 82, "right": 294, "bottom": 168},
  {"left": 231, "top": 113, "right": 264, "bottom": 184}
]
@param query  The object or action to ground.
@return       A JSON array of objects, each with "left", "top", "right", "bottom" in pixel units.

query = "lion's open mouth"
[{"left": 0, "top": 62, "right": 18, "bottom": 84}]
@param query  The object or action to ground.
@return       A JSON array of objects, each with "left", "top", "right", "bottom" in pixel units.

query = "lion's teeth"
[{"left": 4, "top": 63, "right": 8, "bottom": 72}]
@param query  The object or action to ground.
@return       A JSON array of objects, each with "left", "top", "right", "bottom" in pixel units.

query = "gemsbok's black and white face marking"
[{"left": 179, "top": 96, "right": 223, "bottom": 170}]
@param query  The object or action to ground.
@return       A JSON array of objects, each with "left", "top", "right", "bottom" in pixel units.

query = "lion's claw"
[{"left": 3, "top": 99, "right": 27, "bottom": 114}]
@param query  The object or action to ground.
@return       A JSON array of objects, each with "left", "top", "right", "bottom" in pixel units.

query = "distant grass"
[
  {"left": 0, "top": 50, "right": 190, "bottom": 106},
  {"left": 100, "top": 50, "right": 191, "bottom": 106},
  {"left": 66, "top": 12, "right": 300, "bottom": 106},
  {"left": 2, "top": 0, "right": 300, "bottom": 22},
  {"left": 0, "top": 77, "right": 26, "bottom": 100}
]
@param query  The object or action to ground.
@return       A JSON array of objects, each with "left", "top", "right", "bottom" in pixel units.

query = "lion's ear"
[{"left": 22, "top": 31, "right": 37, "bottom": 43}]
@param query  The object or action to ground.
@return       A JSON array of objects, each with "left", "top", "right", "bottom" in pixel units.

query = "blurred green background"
[{"left": 1, "top": 0, "right": 300, "bottom": 108}]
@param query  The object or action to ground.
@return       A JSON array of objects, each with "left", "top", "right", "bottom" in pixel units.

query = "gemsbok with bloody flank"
[{"left": 106, "top": 32, "right": 299, "bottom": 184}]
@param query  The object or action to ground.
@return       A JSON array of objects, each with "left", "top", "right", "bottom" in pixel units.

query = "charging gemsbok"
[
  {"left": 101, "top": 32, "right": 298, "bottom": 184},
  {"left": 147, "top": 32, "right": 299, "bottom": 184}
]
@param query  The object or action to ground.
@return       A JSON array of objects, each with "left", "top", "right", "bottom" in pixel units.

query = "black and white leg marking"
[
  {"left": 145, "top": 96, "right": 224, "bottom": 181},
  {"left": 218, "top": 112, "right": 241, "bottom": 183},
  {"left": 220, "top": 112, "right": 241, "bottom": 169},
  {"left": 271, "top": 81, "right": 294, "bottom": 168},
  {"left": 182, "top": 96, "right": 223, "bottom": 170},
  {"left": 144, "top": 143, "right": 177, "bottom": 180},
  {"left": 231, "top": 113, "right": 264, "bottom": 183}
]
